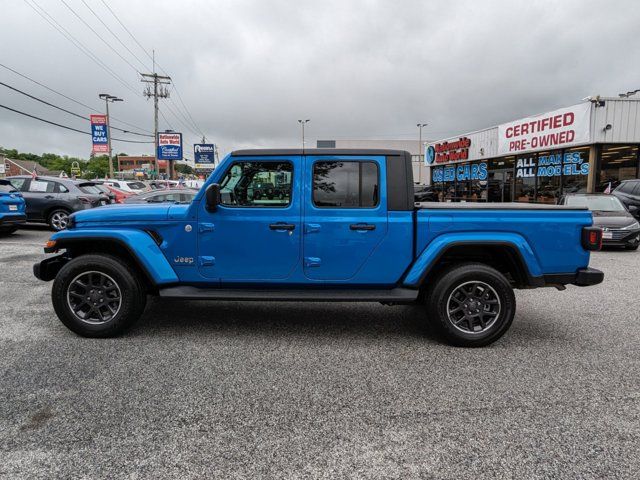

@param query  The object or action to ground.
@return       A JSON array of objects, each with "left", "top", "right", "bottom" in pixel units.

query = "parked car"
[
  {"left": 612, "top": 179, "right": 640, "bottom": 218},
  {"left": 91, "top": 181, "right": 132, "bottom": 204},
  {"left": 80, "top": 183, "right": 115, "bottom": 204},
  {"left": 559, "top": 193, "right": 640, "bottom": 250},
  {"left": 35, "top": 148, "right": 604, "bottom": 347},
  {"left": 101, "top": 179, "right": 149, "bottom": 194},
  {"left": 414, "top": 184, "right": 439, "bottom": 202},
  {"left": 0, "top": 179, "right": 26, "bottom": 235},
  {"left": 7, "top": 176, "right": 107, "bottom": 231},
  {"left": 149, "top": 180, "right": 179, "bottom": 190},
  {"left": 123, "top": 189, "right": 197, "bottom": 204}
]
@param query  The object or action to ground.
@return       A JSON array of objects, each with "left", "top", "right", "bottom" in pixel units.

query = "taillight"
[{"left": 582, "top": 227, "right": 602, "bottom": 251}]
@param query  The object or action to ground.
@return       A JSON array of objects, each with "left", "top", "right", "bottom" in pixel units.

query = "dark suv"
[
  {"left": 612, "top": 179, "right": 640, "bottom": 219},
  {"left": 7, "top": 176, "right": 108, "bottom": 231}
]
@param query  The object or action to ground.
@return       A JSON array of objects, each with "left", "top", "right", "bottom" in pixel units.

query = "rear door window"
[
  {"left": 312, "top": 161, "right": 379, "bottom": 208},
  {"left": 29, "top": 180, "right": 55, "bottom": 193}
]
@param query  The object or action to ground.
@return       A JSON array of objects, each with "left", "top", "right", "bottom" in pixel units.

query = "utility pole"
[
  {"left": 417, "top": 123, "right": 428, "bottom": 162},
  {"left": 298, "top": 119, "right": 310, "bottom": 150},
  {"left": 99, "top": 93, "right": 123, "bottom": 178},
  {"left": 141, "top": 71, "right": 171, "bottom": 179}
]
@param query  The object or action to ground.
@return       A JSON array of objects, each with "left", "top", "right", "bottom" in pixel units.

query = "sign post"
[
  {"left": 157, "top": 132, "right": 183, "bottom": 179},
  {"left": 194, "top": 144, "right": 216, "bottom": 175},
  {"left": 90, "top": 115, "right": 109, "bottom": 154}
]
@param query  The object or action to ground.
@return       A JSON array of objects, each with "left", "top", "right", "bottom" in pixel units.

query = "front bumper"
[
  {"left": 33, "top": 254, "right": 69, "bottom": 281},
  {"left": 543, "top": 267, "right": 604, "bottom": 287}
]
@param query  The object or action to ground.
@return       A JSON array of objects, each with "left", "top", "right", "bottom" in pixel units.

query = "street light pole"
[
  {"left": 417, "top": 123, "right": 428, "bottom": 162},
  {"left": 99, "top": 94, "right": 123, "bottom": 178},
  {"left": 298, "top": 119, "right": 310, "bottom": 150}
]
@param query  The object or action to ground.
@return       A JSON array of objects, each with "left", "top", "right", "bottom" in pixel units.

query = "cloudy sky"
[{"left": 0, "top": 0, "right": 638, "bottom": 161}]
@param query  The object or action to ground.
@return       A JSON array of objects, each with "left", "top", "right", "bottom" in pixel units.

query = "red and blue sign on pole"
[{"left": 90, "top": 114, "right": 109, "bottom": 154}]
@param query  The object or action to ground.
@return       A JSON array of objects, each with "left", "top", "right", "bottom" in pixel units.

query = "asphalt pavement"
[{"left": 0, "top": 226, "right": 639, "bottom": 479}]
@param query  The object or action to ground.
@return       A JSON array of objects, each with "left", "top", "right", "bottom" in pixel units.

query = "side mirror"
[{"left": 205, "top": 183, "right": 221, "bottom": 212}]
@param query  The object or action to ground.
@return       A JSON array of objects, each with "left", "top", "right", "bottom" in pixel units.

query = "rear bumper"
[
  {"left": 0, "top": 213, "right": 27, "bottom": 226},
  {"left": 542, "top": 267, "right": 604, "bottom": 287}
]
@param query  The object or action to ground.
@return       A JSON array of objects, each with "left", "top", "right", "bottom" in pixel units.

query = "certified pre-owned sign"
[
  {"left": 157, "top": 132, "right": 183, "bottom": 161},
  {"left": 498, "top": 102, "right": 591, "bottom": 155}
]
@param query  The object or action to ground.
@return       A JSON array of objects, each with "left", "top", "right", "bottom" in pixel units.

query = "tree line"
[{"left": 0, "top": 147, "right": 194, "bottom": 178}]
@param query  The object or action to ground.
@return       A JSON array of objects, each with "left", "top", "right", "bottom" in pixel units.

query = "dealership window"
[
  {"left": 536, "top": 151, "right": 561, "bottom": 204},
  {"left": 562, "top": 147, "right": 590, "bottom": 194},
  {"left": 488, "top": 156, "right": 514, "bottom": 202},
  {"left": 597, "top": 145, "right": 639, "bottom": 191},
  {"left": 514, "top": 154, "right": 536, "bottom": 202},
  {"left": 313, "top": 161, "right": 379, "bottom": 208},
  {"left": 219, "top": 161, "right": 293, "bottom": 207}
]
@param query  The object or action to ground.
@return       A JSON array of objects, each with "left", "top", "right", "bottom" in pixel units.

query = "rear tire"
[
  {"left": 0, "top": 226, "right": 18, "bottom": 235},
  {"left": 424, "top": 263, "right": 516, "bottom": 347},
  {"left": 48, "top": 209, "right": 70, "bottom": 231},
  {"left": 52, "top": 254, "right": 147, "bottom": 337}
]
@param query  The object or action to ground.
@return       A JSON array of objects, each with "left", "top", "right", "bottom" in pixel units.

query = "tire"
[
  {"left": 48, "top": 209, "right": 70, "bottom": 231},
  {"left": 51, "top": 254, "right": 147, "bottom": 337},
  {"left": 424, "top": 263, "right": 516, "bottom": 347},
  {"left": 0, "top": 226, "right": 18, "bottom": 235},
  {"left": 625, "top": 244, "right": 639, "bottom": 251}
]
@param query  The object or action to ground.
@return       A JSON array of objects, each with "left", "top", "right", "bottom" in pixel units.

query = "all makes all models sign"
[
  {"left": 157, "top": 132, "right": 183, "bottom": 160},
  {"left": 497, "top": 102, "right": 591, "bottom": 156}
]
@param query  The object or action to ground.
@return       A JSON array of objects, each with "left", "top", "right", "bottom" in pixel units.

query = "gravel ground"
[{"left": 0, "top": 226, "right": 638, "bottom": 479}]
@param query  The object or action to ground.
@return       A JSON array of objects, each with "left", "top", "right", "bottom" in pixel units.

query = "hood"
[
  {"left": 591, "top": 210, "right": 637, "bottom": 228},
  {"left": 72, "top": 203, "right": 173, "bottom": 225}
]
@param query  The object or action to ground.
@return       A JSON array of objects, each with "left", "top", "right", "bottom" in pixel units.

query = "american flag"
[{"left": 31, "top": 166, "right": 37, "bottom": 179}]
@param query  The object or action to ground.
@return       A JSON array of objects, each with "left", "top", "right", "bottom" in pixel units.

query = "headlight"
[{"left": 621, "top": 221, "right": 640, "bottom": 230}]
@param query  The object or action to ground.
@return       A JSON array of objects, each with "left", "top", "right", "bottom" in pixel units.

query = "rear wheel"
[
  {"left": 424, "top": 263, "right": 516, "bottom": 347},
  {"left": 48, "top": 209, "right": 70, "bottom": 231},
  {"left": 52, "top": 254, "right": 147, "bottom": 337}
]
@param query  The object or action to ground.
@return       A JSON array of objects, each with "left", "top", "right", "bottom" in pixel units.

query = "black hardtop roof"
[{"left": 231, "top": 148, "right": 410, "bottom": 157}]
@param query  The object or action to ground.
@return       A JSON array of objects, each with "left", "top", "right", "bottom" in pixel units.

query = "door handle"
[
  {"left": 349, "top": 224, "right": 376, "bottom": 231},
  {"left": 44, "top": 195, "right": 54, "bottom": 199},
  {"left": 269, "top": 223, "right": 295, "bottom": 231}
]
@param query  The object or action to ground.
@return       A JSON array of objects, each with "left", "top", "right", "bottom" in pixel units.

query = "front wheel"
[
  {"left": 424, "top": 263, "right": 516, "bottom": 347},
  {"left": 625, "top": 243, "right": 639, "bottom": 251},
  {"left": 52, "top": 254, "right": 147, "bottom": 337}
]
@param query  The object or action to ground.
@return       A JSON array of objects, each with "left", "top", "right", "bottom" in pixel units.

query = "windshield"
[
  {"left": 127, "top": 181, "right": 147, "bottom": 190},
  {"left": 565, "top": 195, "right": 626, "bottom": 212},
  {"left": 0, "top": 180, "right": 18, "bottom": 193}
]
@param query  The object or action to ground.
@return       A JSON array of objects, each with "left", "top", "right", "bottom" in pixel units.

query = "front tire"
[
  {"left": 625, "top": 243, "right": 639, "bottom": 251},
  {"left": 52, "top": 254, "right": 147, "bottom": 337},
  {"left": 424, "top": 263, "right": 516, "bottom": 347}
]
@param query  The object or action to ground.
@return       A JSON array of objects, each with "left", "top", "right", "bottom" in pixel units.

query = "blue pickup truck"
[
  {"left": 33, "top": 149, "right": 604, "bottom": 347},
  {"left": 0, "top": 179, "right": 26, "bottom": 235}
]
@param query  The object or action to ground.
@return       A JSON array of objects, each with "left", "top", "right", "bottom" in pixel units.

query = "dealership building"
[{"left": 424, "top": 97, "right": 640, "bottom": 203}]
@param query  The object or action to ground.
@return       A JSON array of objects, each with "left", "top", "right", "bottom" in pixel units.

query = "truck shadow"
[{"left": 133, "top": 298, "right": 439, "bottom": 342}]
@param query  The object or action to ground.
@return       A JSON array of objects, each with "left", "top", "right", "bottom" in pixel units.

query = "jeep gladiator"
[{"left": 34, "top": 149, "right": 604, "bottom": 347}]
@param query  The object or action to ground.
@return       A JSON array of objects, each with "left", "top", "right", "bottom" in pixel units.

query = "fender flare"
[
  {"left": 46, "top": 228, "right": 178, "bottom": 285},
  {"left": 402, "top": 232, "right": 543, "bottom": 288}
]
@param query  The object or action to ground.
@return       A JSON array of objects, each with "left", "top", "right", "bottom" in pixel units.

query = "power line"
[
  {"left": 58, "top": 0, "right": 141, "bottom": 75},
  {"left": 0, "top": 62, "right": 154, "bottom": 134},
  {"left": 0, "top": 81, "right": 154, "bottom": 137},
  {"left": 97, "top": 0, "right": 206, "bottom": 139},
  {"left": 80, "top": 0, "right": 151, "bottom": 72},
  {"left": 23, "top": 0, "right": 141, "bottom": 98},
  {"left": 165, "top": 96, "right": 202, "bottom": 137},
  {"left": 159, "top": 107, "right": 175, "bottom": 131},
  {"left": 0, "top": 103, "right": 154, "bottom": 144}
]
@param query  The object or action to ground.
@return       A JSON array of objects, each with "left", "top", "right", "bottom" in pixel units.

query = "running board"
[{"left": 158, "top": 286, "right": 419, "bottom": 302}]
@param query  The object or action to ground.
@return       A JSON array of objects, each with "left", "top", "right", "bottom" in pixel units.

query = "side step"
[{"left": 158, "top": 286, "right": 419, "bottom": 302}]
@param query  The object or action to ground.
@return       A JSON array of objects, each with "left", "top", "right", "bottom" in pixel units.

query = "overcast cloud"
[{"left": 0, "top": 0, "right": 638, "bottom": 160}]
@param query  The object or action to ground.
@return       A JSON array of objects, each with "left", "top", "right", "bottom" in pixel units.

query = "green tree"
[{"left": 175, "top": 163, "right": 194, "bottom": 175}]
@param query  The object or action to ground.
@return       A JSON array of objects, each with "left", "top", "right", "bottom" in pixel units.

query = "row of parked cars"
[{"left": 0, "top": 176, "right": 198, "bottom": 233}]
